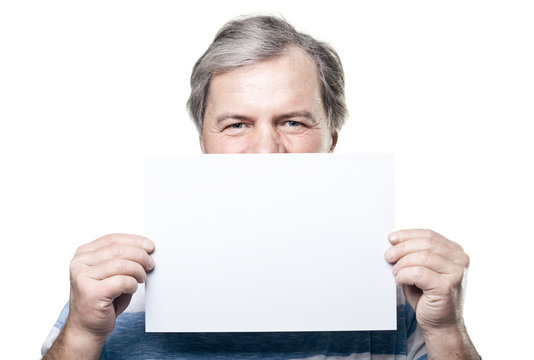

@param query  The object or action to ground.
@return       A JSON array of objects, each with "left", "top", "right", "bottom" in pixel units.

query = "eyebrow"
[
  {"left": 277, "top": 111, "right": 316, "bottom": 123},
  {"left": 216, "top": 113, "right": 252, "bottom": 124},
  {"left": 216, "top": 111, "right": 318, "bottom": 124}
]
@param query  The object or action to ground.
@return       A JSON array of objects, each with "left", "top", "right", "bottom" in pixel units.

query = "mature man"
[{"left": 42, "top": 15, "right": 479, "bottom": 359}]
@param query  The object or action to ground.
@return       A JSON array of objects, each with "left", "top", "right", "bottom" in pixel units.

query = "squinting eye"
[
  {"left": 222, "top": 122, "right": 249, "bottom": 135},
  {"left": 286, "top": 121, "right": 302, "bottom": 127}
]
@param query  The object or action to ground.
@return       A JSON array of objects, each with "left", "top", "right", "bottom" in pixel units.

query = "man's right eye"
[{"left": 223, "top": 122, "right": 248, "bottom": 134}]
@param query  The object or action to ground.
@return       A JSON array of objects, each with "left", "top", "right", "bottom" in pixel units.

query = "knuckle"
[
  {"left": 423, "top": 237, "right": 433, "bottom": 250},
  {"left": 103, "top": 233, "right": 129, "bottom": 245},
  {"left": 419, "top": 250, "right": 433, "bottom": 265},
  {"left": 138, "top": 252, "right": 150, "bottom": 267},
  {"left": 102, "top": 233, "right": 121, "bottom": 243},
  {"left": 128, "top": 277, "right": 140, "bottom": 290},
  {"left": 70, "top": 269, "right": 90, "bottom": 291},
  {"left": 69, "top": 256, "right": 80, "bottom": 269},
  {"left": 74, "top": 244, "right": 87, "bottom": 256},
  {"left": 395, "top": 230, "right": 406, "bottom": 240},
  {"left": 125, "top": 246, "right": 146, "bottom": 265},
  {"left": 108, "top": 244, "right": 124, "bottom": 257},
  {"left": 111, "top": 259, "right": 127, "bottom": 273},
  {"left": 413, "top": 266, "right": 425, "bottom": 279},
  {"left": 452, "top": 249, "right": 470, "bottom": 268},
  {"left": 120, "top": 276, "right": 137, "bottom": 290},
  {"left": 133, "top": 237, "right": 149, "bottom": 251},
  {"left": 99, "top": 233, "right": 114, "bottom": 242},
  {"left": 116, "top": 276, "right": 128, "bottom": 288},
  {"left": 452, "top": 239, "right": 464, "bottom": 251},
  {"left": 129, "top": 280, "right": 139, "bottom": 291},
  {"left": 463, "top": 253, "right": 470, "bottom": 268},
  {"left": 69, "top": 257, "right": 85, "bottom": 276},
  {"left": 394, "top": 256, "right": 406, "bottom": 269},
  {"left": 446, "top": 237, "right": 463, "bottom": 251},
  {"left": 452, "top": 266, "right": 465, "bottom": 283},
  {"left": 133, "top": 237, "right": 147, "bottom": 250},
  {"left": 139, "top": 270, "right": 147, "bottom": 283},
  {"left": 130, "top": 238, "right": 142, "bottom": 250}
]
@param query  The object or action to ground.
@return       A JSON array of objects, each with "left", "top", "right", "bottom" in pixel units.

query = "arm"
[
  {"left": 43, "top": 234, "right": 155, "bottom": 360},
  {"left": 385, "top": 229, "right": 480, "bottom": 360}
]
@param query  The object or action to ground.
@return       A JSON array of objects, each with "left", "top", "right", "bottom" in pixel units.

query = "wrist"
[
  {"left": 65, "top": 318, "right": 108, "bottom": 349},
  {"left": 44, "top": 319, "right": 107, "bottom": 360},
  {"left": 422, "top": 323, "right": 480, "bottom": 360}
]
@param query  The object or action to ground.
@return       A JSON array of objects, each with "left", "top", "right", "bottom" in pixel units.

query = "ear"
[
  {"left": 329, "top": 131, "right": 338, "bottom": 153},
  {"left": 199, "top": 135, "right": 207, "bottom": 153}
]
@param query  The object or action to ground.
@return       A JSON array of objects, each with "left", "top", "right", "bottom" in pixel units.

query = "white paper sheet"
[{"left": 145, "top": 154, "right": 396, "bottom": 332}]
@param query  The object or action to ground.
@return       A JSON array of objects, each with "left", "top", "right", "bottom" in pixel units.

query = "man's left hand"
[{"left": 385, "top": 229, "right": 469, "bottom": 333}]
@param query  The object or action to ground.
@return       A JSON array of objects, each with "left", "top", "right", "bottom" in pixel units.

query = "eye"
[
  {"left": 280, "top": 120, "right": 308, "bottom": 134},
  {"left": 222, "top": 122, "right": 249, "bottom": 135},
  {"left": 286, "top": 121, "right": 302, "bottom": 127}
]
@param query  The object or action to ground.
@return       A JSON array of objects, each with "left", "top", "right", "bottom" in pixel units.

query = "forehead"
[{"left": 206, "top": 47, "right": 323, "bottom": 114}]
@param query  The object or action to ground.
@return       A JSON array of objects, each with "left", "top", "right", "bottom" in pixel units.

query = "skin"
[
  {"left": 386, "top": 230, "right": 479, "bottom": 359},
  {"left": 44, "top": 47, "right": 478, "bottom": 359},
  {"left": 44, "top": 234, "right": 155, "bottom": 360},
  {"left": 200, "top": 47, "right": 336, "bottom": 154}
]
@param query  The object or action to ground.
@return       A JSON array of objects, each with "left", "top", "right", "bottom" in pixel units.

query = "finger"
[
  {"left": 394, "top": 265, "right": 444, "bottom": 293},
  {"left": 389, "top": 229, "right": 462, "bottom": 251},
  {"left": 75, "top": 234, "right": 155, "bottom": 255},
  {"left": 89, "top": 259, "right": 148, "bottom": 283},
  {"left": 75, "top": 243, "right": 155, "bottom": 271},
  {"left": 385, "top": 237, "right": 468, "bottom": 266},
  {"left": 392, "top": 251, "right": 463, "bottom": 276},
  {"left": 99, "top": 275, "right": 139, "bottom": 301}
]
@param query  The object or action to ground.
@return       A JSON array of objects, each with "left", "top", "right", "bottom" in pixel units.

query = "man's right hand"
[{"left": 44, "top": 234, "right": 155, "bottom": 360}]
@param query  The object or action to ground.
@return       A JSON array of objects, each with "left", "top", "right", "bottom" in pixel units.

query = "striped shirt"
[{"left": 42, "top": 286, "right": 427, "bottom": 359}]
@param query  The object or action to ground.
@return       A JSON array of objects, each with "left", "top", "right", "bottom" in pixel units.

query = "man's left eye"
[
  {"left": 280, "top": 120, "right": 308, "bottom": 134},
  {"left": 285, "top": 121, "right": 302, "bottom": 127}
]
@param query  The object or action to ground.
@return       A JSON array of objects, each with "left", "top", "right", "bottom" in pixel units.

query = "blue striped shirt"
[{"left": 42, "top": 286, "right": 427, "bottom": 359}]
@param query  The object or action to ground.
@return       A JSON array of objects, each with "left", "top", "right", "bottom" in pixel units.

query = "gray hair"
[{"left": 186, "top": 15, "right": 347, "bottom": 135}]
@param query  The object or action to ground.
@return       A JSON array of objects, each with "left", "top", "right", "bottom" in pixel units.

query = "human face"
[{"left": 200, "top": 47, "right": 337, "bottom": 153}]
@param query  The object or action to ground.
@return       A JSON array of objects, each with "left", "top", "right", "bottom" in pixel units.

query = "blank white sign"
[{"left": 145, "top": 154, "right": 396, "bottom": 332}]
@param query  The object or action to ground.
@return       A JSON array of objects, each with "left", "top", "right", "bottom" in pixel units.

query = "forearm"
[
  {"left": 423, "top": 323, "right": 480, "bottom": 360},
  {"left": 43, "top": 322, "right": 105, "bottom": 360}
]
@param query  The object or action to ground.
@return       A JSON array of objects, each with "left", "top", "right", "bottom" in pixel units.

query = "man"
[{"left": 42, "top": 15, "right": 479, "bottom": 359}]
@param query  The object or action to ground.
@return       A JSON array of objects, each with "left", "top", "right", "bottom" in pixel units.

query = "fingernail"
[
  {"left": 389, "top": 232, "right": 399, "bottom": 243},
  {"left": 148, "top": 256, "right": 155, "bottom": 269}
]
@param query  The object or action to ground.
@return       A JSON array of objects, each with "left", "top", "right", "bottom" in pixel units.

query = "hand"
[
  {"left": 43, "top": 234, "right": 155, "bottom": 359},
  {"left": 66, "top": 234, "right": 155, "bottom": 342},
  {"left": 385, "top": 229, "right": 469, "bottom": 333}
]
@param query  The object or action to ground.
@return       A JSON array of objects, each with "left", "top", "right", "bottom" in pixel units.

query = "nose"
[{"left": 247, "top": 125, "right": 287, "bottom": 153}]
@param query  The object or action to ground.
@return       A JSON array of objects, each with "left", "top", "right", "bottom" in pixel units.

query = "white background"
[{"left": 0, "top": 1, "right": 532, "bottom": 358}]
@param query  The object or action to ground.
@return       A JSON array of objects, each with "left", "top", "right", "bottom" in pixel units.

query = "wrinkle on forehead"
[{"left": 205, "top": 46, "right": 326, "bottom": 124}]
